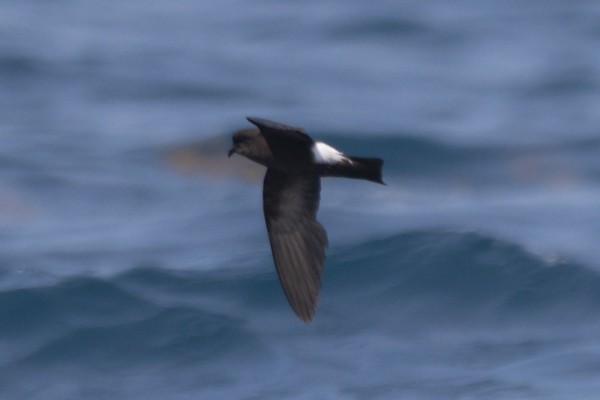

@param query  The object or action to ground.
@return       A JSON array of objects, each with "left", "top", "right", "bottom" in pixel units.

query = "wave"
[
  {"left": 2, "top": 230, "right": 599, "bottom": 371},
  {"left": 322, "top": 231, "right": 600, "bottom": 330},
  {"left": 0, "top": 275, "right": 264, "bottom": 371}
]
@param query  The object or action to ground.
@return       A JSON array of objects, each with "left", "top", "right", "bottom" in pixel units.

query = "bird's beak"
[{"left": 228, "top": 147, "right": 236, "bottom": 158}]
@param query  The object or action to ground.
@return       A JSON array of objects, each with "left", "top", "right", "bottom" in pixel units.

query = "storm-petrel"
[{"left": 229, "top": 117, "right": 384, "bottom": 322}]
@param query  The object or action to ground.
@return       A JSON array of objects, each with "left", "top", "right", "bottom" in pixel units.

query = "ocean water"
[{"left": 2, "top": 1, "right": 600, "bottom": 399}]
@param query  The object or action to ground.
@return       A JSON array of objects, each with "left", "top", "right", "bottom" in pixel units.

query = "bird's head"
[{"left": 228, "top": 128, "right": 272, "bottom": 166}]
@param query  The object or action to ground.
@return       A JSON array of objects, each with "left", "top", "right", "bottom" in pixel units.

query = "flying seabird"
[{"left": 229, "top": 117, "right": 384, "bottom": 322}]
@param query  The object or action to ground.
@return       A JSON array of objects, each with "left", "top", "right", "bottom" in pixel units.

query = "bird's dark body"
[{"left": 229, "top": 117, "right": 384, "bottom": 322}]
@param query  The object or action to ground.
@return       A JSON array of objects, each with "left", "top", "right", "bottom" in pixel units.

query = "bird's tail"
[{"left": 320, "top": 156, "right": 385, "bottom": 184}]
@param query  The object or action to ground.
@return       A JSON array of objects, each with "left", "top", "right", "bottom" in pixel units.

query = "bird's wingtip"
[
  {"left": 246, "top": 116, "right": 260, "bottom": 125},
  {"left": 246, "top": 116, "right": 272, "bottom": 129},
  {"left": 246, "top": 116, "right": 305, "bottom": 133},
  {"left": 298, "top": 311, "right": 315, "bottom": 323}
]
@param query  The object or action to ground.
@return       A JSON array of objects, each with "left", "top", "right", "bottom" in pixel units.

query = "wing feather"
[
  {"left": 247, "top": 117, "right": 314, "bottom": 168},
  {"left": 263, "top": 169, "right": 328, "bottom": 322}
]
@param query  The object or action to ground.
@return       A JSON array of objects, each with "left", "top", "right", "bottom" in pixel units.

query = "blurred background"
[{"left": 1, "top": 1, "right": 600, "bottom": 399}]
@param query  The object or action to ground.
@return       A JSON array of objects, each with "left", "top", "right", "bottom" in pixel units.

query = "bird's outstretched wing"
[
  {"left": 262, "top": 168, "right": 328, "bottom": 322},
  {"left": 247, "top": 117, "right": 314, "bottom": 168}
]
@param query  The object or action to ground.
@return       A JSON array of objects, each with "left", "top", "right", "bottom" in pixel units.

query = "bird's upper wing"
[
  {"left": 247, "top": 117, "right": 314, "bottom": 167},
  {"left": 262, "top": 168, "right": 328, "bottom": 322}
]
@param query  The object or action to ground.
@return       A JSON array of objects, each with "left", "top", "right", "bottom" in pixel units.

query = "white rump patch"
[{"left": 312, "top": 141, "right": 351, "bottom": 165}]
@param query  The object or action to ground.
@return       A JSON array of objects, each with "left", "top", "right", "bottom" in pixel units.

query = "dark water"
[{"left": 2, "top": 1, "right": 600, "bottom": 399}]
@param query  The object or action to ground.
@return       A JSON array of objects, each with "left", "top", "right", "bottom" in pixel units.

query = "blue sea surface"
[{"left": 1, "top": 1, "right": 600, "bottom": 399}]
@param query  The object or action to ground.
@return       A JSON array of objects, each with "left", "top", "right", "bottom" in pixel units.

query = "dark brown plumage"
[{"left": 229, "top": 117, "right": 384, "bottom": 322}]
